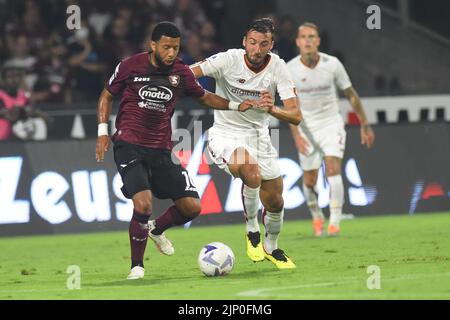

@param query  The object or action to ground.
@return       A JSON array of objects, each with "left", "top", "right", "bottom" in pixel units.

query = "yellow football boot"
[
  {"left": 264, "top": 248, "right": 296, "bottom": 269},
  {"left": 246, "top": 231, "right": 265, "bottom": 262}
]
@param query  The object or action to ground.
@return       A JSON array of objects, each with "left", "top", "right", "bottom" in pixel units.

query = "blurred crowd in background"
[
  {"left": 0, "top": 0, "right": 423, "bottom": 141},
  {"left": 0, "top": 0, "right": 406, "bottom": 105},
  {"left": 0, "top": 0, "right": 230, "bottom": 106}
]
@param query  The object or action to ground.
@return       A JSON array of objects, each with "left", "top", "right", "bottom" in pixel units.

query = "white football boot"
[
  {"left": 127, "top": 266, "right": 145, "bottom": 280},
  {"left": 147, "top": 220, "right": 175, "bottom": 255}
]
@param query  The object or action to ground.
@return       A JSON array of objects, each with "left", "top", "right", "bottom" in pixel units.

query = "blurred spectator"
[
  {"left": 199, "top": 0, "right": 226, "bottom": 43},
  {"left": 19, "top": 0, "right": 49, "bottom": 52},
  {"left": 0, "top": 0, "right": 220, "bottom": 104},
  {"left": 0, "top": 66, "right": 51, "bottom": 141},
  {"left": 88, "top": 2, "right": 113, "bottom": 38},
  {"left": 103, "top": 16, "right": 139, "bottom": 70},
  {"left": 274, "top": 15, "right": 297, "bottom": 61},
  {"left": 181, "top": 33, "right": 203, "bottom": 65},
  {"left": 32, "top": 32, "right": 70, "bottom": 104},
  {"left": 67, "top": 20, "right": 106, "bottom": 101},
  {"left": 180, "top": 33, "right": 215, "bottom": 91},
  {"left": 174, "top": 0, "right": 207, "bottom": 38},
  {"left": 3, "top": 34, "right": 38, "bottom": 89},
  {"left": 199, "top": 21, "right": 223, "bottom": 57}
]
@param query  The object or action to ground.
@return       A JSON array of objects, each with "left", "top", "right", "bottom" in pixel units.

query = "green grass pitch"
[{"left": 0, "top": 212, "right": 449, "bottom": 300}]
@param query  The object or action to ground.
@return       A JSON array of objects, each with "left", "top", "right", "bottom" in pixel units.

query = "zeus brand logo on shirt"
[
  {"left": 133, "top": 76, "right": 151, "bottom": 82},
  {"left": 138, "top": 85, "right": 173, "bottom": 103}
]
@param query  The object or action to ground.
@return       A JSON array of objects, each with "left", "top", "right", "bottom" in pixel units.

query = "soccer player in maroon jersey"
[{"left": 95, "top": 22, "right": 263, "bottom": 279}]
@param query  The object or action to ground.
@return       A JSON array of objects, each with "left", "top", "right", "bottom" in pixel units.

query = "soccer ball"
[{"left": 198, "top": 242, "right": 235, "bottom": 276}]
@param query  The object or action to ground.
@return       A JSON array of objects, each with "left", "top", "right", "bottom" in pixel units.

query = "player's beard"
[
  {"left": 154, "top": 52, "right": 175, "bottom": 71},
  {"left": 245, "top": 53, "right": 265, "bottom": 68}
]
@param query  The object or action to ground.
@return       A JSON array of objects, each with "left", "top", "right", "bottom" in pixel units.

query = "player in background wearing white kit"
[
  {"left": 287, "top": 23, "right": 375, "bottom": 236},
  {"left": 191, "top": 18, "right": 301, "bottom": 269}
]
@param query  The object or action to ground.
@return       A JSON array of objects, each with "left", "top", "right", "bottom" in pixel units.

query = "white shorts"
[
  {"left": 298, "top": 123, "right": 346, "bottom": 171},
  {"left": 206, "top": 126, "right": 281, "bottom": 181}
]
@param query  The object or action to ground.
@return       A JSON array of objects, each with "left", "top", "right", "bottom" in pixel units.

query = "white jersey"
[
  {"left": 198, "top": 48, "right": 296, "bottom": 134},
  {"left": 286, "top": 52, "right": 352, "bottom": 131}
]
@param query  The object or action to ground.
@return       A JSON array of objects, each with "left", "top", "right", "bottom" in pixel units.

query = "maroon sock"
[
  {"left": 129, "top": 210, "right": 150, "bottom": 268},
  {"left": 153, "top": 205, "right": 192, "bottom": 235}
]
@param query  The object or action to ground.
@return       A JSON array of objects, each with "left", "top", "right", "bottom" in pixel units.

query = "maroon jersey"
[{"left": 106, "top": 52, "right": 205, "bottom": 149}]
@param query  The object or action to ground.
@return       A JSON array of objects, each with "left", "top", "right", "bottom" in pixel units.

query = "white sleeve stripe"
[{"left": 108, "top": 62, "right": 121, "bottom": 86}]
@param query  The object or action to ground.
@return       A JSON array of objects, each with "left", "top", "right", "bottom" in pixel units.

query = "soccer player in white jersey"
[
  {"left": 190, "top": 18, "right": 301, "bottom": 269},
  {"left": 286, "top": 22, "right": 375, "bottom": 236}
]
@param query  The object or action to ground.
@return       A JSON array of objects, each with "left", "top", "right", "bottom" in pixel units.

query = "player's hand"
[
  {"left": 96, "top": 135, "right": 110, "bottom": 162},
  {"left": 254, "top": 90, "right": 274, "bottom": 113},
  {"left": 238, "top": 100, "right": 255, "bottom": 112},
  {"left": 361, "top": 124, "right": 375, "bottom": 149},
  {"left": 296, "top": 134, "right": 310, "bottom": 155}
]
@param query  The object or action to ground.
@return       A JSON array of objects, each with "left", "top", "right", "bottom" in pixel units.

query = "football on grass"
[{"left": 198, "top": 242, "right": 235, "bottom": 276}]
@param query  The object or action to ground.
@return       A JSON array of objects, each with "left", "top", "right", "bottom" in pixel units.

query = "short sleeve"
[
  {"left": 275, "top": 59, "right": 297, "bottom": 101},
  {"left": 105, "top": 61, "right": 128, "bottom": 96},
  {"left": 198, "top": 51, "right": 231, "bottom": 79},
  {"left": 183, "top": 65, "right": 206, "bottom": 98},
  {"left": 334, "top": 58, "right": 352, "bottom": 90}
]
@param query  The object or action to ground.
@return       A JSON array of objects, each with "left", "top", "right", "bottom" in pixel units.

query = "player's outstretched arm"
[
  {"left": 343, "top": 87, "right": 375, "bottom": 149},
  {"left": 190, "top": 65, "right": 204, "bottom": 79},
  {"left": 96, "top": 88, "right": 114, "bottom": 162},
  {"left": 196, "top": 91, "right": 255, "bottom": 112}
]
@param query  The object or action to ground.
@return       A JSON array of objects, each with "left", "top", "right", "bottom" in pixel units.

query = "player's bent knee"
[
  {"left": 304, "top": 180, "right": 316, "bottom": 189},
  {"left": 134, "top": 202, "right": 152, "bottom": 215},
  {"left": 188, "top": 201, "right": 201, "bottom": 218},
  {"left": 133, "top": 199, "right": 152, "bottom": 215},
  {"left": 303, "top": 172, "right": 318, "bottom": 188},
  {"left": 263, "top": 196, "right": 284, "bottom": 213},
  {"left": 326, "top": 168, "right": 341, "bottom": 177},
  {"left": 239, "top": 164, "right": 261, "bottom": 188},
  {"left": 178, "top": 198, "right": 201, "bottom": 219}
]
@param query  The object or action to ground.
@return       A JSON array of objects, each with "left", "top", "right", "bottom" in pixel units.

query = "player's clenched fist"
[{"left": 96, "top": 135, "right": 110, "bottom": 162}]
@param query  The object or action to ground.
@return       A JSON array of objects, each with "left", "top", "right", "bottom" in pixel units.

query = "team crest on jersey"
[
  {"left": 238, "top": 78, "right": 246, "bottom": 84},
  {"left": 168, "top": 75, "right": 180, "bottom": 87}
]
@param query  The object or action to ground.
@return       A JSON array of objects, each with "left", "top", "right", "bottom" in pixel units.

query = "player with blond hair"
[{"left": 287, "top": 22, "right": 375, "bottom": 236}]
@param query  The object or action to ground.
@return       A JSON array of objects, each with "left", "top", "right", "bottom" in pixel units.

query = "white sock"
[
  {"left": 242, "top": 185, "right": 261, "bottom": 233},
  {"left": 302, "top": 184, "right": 324, "bottom": 220},
  {"left": 263, "top": 208, "right": 284, "bottom": 253},
  {"left": 328, "top": 175, "right": 344, "bottom": 227}
]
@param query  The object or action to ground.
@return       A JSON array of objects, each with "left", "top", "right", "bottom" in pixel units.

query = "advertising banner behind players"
[{"left": 0, "top": 123, "right": 448, "bottom": 236}]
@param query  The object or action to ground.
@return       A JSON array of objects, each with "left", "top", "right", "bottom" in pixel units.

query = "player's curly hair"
[
  {"left": 151, "top": 21, "right": 180, "bottom": 41},
  {"left": 246, "top": 17, "right": 275, "bottom": 36}
]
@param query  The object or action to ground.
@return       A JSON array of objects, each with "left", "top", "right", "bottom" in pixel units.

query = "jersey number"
[{"left": 182, "top": 171, "right": 197, "bottom": 192}]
